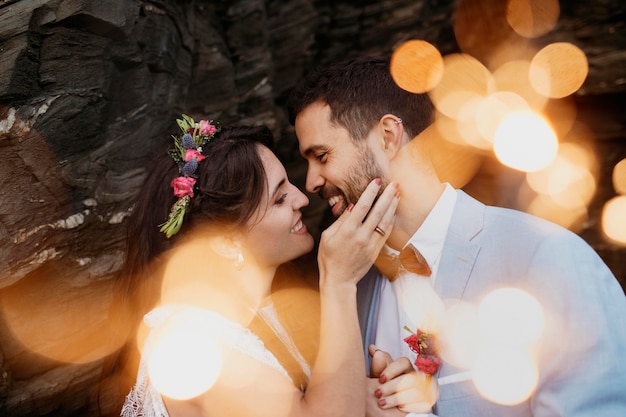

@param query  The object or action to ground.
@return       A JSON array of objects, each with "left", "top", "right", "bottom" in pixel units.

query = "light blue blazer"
[{"left": 358, "top": 190, "right": 626, "bottom": 416}]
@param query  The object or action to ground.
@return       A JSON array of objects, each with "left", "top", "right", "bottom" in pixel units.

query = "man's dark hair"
[{"left": 287, "top": 55, "right": 433, "bottom": 141}]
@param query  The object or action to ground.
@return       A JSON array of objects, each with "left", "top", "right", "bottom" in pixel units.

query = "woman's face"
[{"left": 244, "top": 145, "right": 314, "bottom": 268}]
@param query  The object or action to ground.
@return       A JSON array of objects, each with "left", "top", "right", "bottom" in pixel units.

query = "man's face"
[{"left": 295, "top": 101, "right": 385, "bottom": 217}]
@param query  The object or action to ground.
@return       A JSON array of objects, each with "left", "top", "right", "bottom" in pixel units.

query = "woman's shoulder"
[
  {"left": 121, "top": 305, "right": 291, "bottom": 416},
  {"left": 143, "top": 305, "right": 289, "bottom": 377},
  {"left": 144, "top": 305, "right": 241, "bottom": 329}
]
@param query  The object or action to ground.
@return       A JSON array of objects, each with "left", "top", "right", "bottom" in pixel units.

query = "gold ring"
[{"left": 374, "top": 226, "right": 386, "bottom": 237}]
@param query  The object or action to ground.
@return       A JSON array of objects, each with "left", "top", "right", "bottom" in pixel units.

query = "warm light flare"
[
  {"left": 391, "top": 40, "right": 444, "bottom": 93},
  {"left": 400, "top": 275, "right": 445, "bottom": 334},
  {"left": 522, "top": 141, "right": 596, "bottom": 230},
  {"left": 602, "top": 196, "right": 626, "bottom": 246},
  {"left": 478, "top": 288, "right": 544, "bottom": 346},
  {"left": 475, "top": 91, "right": 530, "bottom": 142},
  {"left": 429, "top": 53, "right": 492, "bottom": 121},
  {"left": 0, "top": 277, "right": 125, "bottom": 364},
  {"left": 147, "top": 309, "right": 222, "bottom": 400},
  {"left": 525, "top": 193, "right": 588, "bottom": 231},
  {"left": 435, "top": 111, "right": 491, "bottom": 150},
  {"left": 526, "top": 142, "right": 596, "bottom": 201},
  {"left": 612, "top": 158, "right": 626, "bottom": 195},
  {"left": 491, "top": 60, "right": 548, "bottom": 111},
  {"left": 471, "top": 288, "right": 543, "bottom": 405},
  {"left": 526, "top": 154, "right": 581, "bottom": 195},
  {"left": 493, "top": 110, "right": 558, "bottom": 172},
  {"left": 506, "top": 0, "right": 560, "bottom": 39},
  {"left": 418, "top": 124, "right": 485, "bottom": 188},
  {"left": 438, "top": 302, "right": 480, "bottom": 369},
  {"left": 529, "top": 42, "right": 588, "bottom": 99},
  {"left": 472, "top": 346, "right": 539, "bottom": 405}
]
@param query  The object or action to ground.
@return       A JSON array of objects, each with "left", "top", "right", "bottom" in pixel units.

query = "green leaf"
[{"left": 182, "top": 114, "right": 195, "bottom": 127}]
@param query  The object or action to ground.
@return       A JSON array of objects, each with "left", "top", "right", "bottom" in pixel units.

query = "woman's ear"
[{"left": 380, "top": 114, "right": 405, "bottom": 156}]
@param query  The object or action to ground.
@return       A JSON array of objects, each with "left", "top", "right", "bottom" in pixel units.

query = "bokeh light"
[
  {"left": 475, "top": 91, "right": 530, "bottom": 142},
  {"left": 429, "top": 53, "right": 492, "bottom": 121},
  {"left": 602, "top": 196, "right": 626, "bottom": 246},
  {"left": 471, "top": 288, "right": 543, "bottom": 405},
  {"left": 417, "top": 124, "right": 485, "bottom": 188},
  {"left": 453, "top": 0, "right": 531, "bottom": 70},
  {"left": 434, "top": 108, "right": 491, "bottom": 150},
  {"left": 491, "top": 60, "right": 548, "bottom": 111},
  {"left": 478, "top": 288, "right": 544, "bottom": 346},
  {"left": 391, "top": 40, "right": 444, "bottom": 93},
  {"left": 0, "top": 272, "right": 125, "bottom": 364},
  {"left": 472, "top": 346, "right": 538, "bottom": 405},
  {"left": 612, "top": 158, "right": 626, "bottom": 195},
  {"left": 520, "top": 140, "right": 597, "bottom": 230},
  {"left": 438, "top": 301, "right": 480, "bottom": 369},
  {"left": 525, "top": 192, "right": 589, "bottom": 231},
  {"left": 526, "top": 142, "right": 596, "bottom": 200},
  {"left": 529, "top": 42, "right": 588, "bottom": 99},
  {"left": 540, "top": 98, "right": 577, "bottom": 140},
  {"left": 505, "top": 0, "right": 560, "bottom": 39},
  {"left": 493, "top": 110, "right": 558, "bottom": 172},
  {"left": 399, "top": 274, "right": 445, "bottom": 334},
  {"left": 147, "top": 309, "right": 222, "bottom": 400}
]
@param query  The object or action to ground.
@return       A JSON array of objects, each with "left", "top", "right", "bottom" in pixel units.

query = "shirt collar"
[{"left": 384, "top": 183, "right": 457, "bottom": 279}]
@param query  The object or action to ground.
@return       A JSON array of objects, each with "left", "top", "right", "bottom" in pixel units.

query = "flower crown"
[{"left": 159, "top": 114, "right": 220, "bottom": 238}]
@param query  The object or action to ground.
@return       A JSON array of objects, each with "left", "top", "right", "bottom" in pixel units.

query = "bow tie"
[{"left": 374, "top": 243, "right": 432, "bottom": 281}]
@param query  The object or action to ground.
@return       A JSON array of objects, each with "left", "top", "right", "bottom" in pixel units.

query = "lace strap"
[{"left": 120, "top": 306, "right": 290, "bottom": 417}]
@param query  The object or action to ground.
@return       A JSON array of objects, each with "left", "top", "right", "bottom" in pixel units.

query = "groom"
[{"left": 288, "top": 55, "right": 626, "bottom": 416}]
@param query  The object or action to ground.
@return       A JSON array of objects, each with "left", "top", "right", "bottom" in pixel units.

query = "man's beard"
[{"left": 322, "top": 144, "right": 387, "bottom": 217}]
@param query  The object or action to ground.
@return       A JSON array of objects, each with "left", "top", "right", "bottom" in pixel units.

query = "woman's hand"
[
  {"left": 368, "top": 345, "right": 439, "bottom": 414},
  {"left": 317, "top": 179, "right": 399, "bottom": 287}
]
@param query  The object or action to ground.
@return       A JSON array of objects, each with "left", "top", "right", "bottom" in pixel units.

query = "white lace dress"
[{"left": 120, "top": 305, "right": 301, "bottom": 417}]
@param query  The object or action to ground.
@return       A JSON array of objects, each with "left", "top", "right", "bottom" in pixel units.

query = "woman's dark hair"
[
  {"left": 104, "top": 125, "right": 275, "bottom": 409},
  {"left": 120, "top": 124, "right": 275, "bottom": 298}
]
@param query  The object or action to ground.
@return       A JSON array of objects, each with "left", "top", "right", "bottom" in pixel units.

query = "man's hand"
[{"left": 367, "top": 345, "right": 438, "bottom": 415}]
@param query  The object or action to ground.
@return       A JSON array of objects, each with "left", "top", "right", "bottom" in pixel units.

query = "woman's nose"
[{"left": 292, "top": 185, "right": 310, "bottom": 209}]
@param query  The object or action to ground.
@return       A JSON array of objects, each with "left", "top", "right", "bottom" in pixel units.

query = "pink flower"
[
  {"left": 198, "top": 120, "right": 217, "bottom": 136},
  {"left": 414, "top": 355, "right": 441, "bottom": 375},
  {"left": 185, "top": 149, "right": 205, "bottom": 162},
  {"left": 171, "top": 176, "right": 196, "bottom": 198}
]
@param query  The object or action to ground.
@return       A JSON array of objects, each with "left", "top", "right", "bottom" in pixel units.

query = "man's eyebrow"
[{"left": 301, "top": 144, "right": 326, "bottom": 158}]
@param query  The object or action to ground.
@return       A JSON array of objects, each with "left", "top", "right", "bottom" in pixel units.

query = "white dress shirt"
[{"left": 373, "top": 184, "right": 457, "bottom": 361}]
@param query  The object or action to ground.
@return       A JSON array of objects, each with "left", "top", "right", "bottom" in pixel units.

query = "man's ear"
[
  {"left": 380, "top": 114, "right": 405, "bottom": 157},
  {"left": 209, "top": 233, "right": 243, "bottom": 260}
]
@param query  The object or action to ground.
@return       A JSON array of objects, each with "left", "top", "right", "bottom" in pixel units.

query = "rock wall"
[{"left": 0, "top": 0, "right": 624, "bottom": 416}]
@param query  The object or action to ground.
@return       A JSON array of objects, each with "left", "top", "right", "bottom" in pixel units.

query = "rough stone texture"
[{"left": 0, "top": 0, "right": 624, "bottom": 416}]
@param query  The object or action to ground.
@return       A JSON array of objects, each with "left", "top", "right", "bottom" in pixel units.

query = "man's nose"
[{"left": 305, "top": 165, "right": 324, "bottom": 194}]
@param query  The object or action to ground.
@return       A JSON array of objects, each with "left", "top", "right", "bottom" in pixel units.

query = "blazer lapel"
[
  {"left": 357, "top": 265, "right": 381, "bottom": 373},
  {"left": 434, "top": 191, "right": 483, "bottom": 301}
]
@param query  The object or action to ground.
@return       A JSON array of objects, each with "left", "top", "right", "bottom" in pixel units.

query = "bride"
[{"left": 115, "top": 115, "right": 399, "bottom": 417}]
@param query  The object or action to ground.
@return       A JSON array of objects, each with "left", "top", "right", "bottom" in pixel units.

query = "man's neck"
[{"left": 386, "top": 181, "right": 446, "bottom": 251}]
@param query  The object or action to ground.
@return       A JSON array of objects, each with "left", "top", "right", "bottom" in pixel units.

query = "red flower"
[
  {"left": 414, "top": 354, "right": 441, "bottom": 375},
  {"left": 403, "top": 327, "right": 440, "bottom": 375},
  {"left": 404, "top": 333, "right": 421, "bottom": 354}
]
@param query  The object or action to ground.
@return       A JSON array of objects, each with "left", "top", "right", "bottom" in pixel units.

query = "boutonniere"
[{"left": 403, "top": 326, "right": 441, "bottom": 375}]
